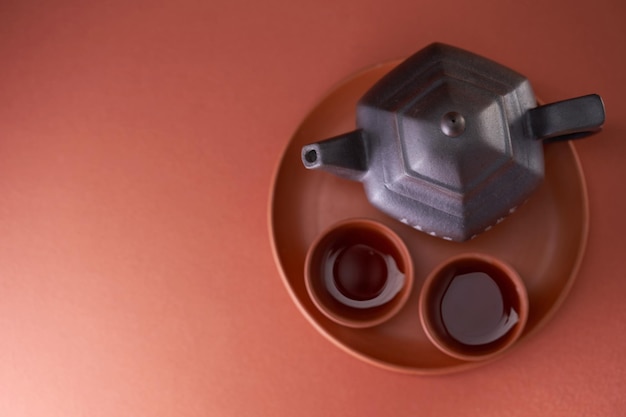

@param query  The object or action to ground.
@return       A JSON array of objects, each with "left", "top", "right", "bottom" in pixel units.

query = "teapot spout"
[{"left": 301, "top": 129, "right": 368, "bottom": 181}]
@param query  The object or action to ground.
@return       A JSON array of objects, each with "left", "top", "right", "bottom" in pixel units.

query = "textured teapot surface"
[{"left": 301, "top": 43, "right": 605, "bottom": 241}]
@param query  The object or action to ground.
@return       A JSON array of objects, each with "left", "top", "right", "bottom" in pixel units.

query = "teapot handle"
[{"left": 528, "top": 94, "right": 605, "bottom": 142}]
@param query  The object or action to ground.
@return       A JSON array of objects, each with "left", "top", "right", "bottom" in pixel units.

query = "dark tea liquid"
[
  {"left": 440, "top": 267, "right": 520, "bottom": 346},
  {"left": 333, "top": 244, "right": 388, "bottom": 301},
  {"left": 322, "top": 230, "right": 405, "bottom": 308}
]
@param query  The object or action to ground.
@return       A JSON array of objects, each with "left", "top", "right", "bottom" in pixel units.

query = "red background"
[{"left": 0, "top": 0, "right": 624, "bottom": 415}]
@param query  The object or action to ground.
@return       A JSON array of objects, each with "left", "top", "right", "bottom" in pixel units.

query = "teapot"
[{"left": 301, "top": 43, "right": 605, "bottom": 241}]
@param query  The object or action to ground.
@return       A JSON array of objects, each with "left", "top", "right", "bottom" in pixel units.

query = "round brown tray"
[{"left": 269, "top": 62, "right": 589, "bottom": 375}]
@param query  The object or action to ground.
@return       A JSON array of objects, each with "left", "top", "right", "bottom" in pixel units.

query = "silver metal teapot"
[{"left": 301, "top": 43, "right": 605, "bottom": 241}]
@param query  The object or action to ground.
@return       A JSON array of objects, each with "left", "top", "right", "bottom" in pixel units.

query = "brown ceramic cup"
[
  {"left": 419, "top": 253, "right": 529, "bottom": 361},
  {"left": 305, "top": 219, "right": 414, "bottom": 328}
]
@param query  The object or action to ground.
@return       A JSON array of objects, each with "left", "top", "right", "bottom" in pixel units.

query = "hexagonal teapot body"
[{"left": 357, "top": 43, "right": 543, "bottom": 241}]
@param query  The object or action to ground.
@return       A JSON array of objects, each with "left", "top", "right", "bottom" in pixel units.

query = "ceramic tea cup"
[
  {"left": 304, "top": 219, "right": 414, "bottom": 328},
  {"left": 419, "top": 253, "right": 529, "bottom": 361}
]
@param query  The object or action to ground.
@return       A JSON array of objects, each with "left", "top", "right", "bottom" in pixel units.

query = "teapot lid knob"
[{"left": 440, "top": 112, "right": 466, "bottom": 137}]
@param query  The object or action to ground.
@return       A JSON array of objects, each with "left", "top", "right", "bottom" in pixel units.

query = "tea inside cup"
[
  {"left": 419, "top": 253, "right": 528, "bottom": 361},
  {"left": 305, "top": 219, "right": 414, "bottom": 328}
]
